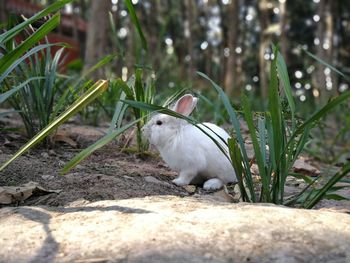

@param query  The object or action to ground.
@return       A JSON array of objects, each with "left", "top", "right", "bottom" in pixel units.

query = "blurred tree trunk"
[
  {"left": 144, "top": 0, "right": 162, "bottom": 70},
  {"left": 258, "top": 0, "right": 269, "bottom": 98},
  {"left": 223, "top": 0, "right": 239, "bottom": 97},
  {"left": 184, "top": 0, "right": 196, "bottom": 79},
  {"left": 79, "top": 0, "right": 88, "bottom": 20},
  {"left": 84, "top": 0, "right": 111, "bottom": 79},
  {"left": 126, "top": 16, "right": 135, "bottom": 72},
  {"left": 0, "top": 0, "right": 6, "bottom": 23},
  {"left": 279, "top": 0, "right": 288, "bottom": 64},
  {"left": 313, "top": 0, "right": 334, "bottom": 102}
]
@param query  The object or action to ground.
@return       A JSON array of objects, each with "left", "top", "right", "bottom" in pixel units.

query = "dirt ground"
[
  {"left": 0, "top": 114, "right": 194, "bottom": 205},
  {"left": 0, "top": 117, "right": 349, "bottom": 210}
]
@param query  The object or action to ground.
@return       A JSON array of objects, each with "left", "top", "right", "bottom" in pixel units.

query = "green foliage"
[
  {"left": 198, "top": 46, "right": 350, "bottom": 208},
  {"left": 0, "top": 0, "right": 74, "bottom": 138},
  {"left": 2, "top": 46, "right": 70, "bottom": 139},
  {"left": 0, "top": 1, "right": 112, "bottom": 172},
  {"left": 61, "top": 76, "right": 189, "bottom": 174},
  {"left": 113, "top": 69, "right": 156, "bottom": 153},
  {"left": 124, "top": 0, "right": 147, "bottom": 52},
  {"left": 0, "top": 80, "right": 109, "bottom": 172}
]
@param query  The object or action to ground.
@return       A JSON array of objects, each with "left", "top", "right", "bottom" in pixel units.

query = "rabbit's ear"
[{"left": 172, "top": 94, "right": 198, "bottom": 116}]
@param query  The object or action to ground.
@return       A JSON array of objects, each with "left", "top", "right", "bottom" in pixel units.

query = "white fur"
[{"left": 142, "top": 94, "right": 237, "bottom": 190}]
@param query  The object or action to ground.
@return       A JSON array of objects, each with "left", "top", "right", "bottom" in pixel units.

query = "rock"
[
  {"left": 48, "top": 150, "right": 56, "bottom": 156},
  {"left": 0, "top": 196, "right": 349, "bottom": 263},
  {"left": 293, "top": 158, "right": 320, "bottom": 176},
  {"left": 41, "top": 174, "right": 54, "bottom": 180},
  {"left": 183, "top": 185, "right": 197, "bottom": 194},
  {"left": 40, "top": 152, "right": 49, "bottom": 159},
  {"left": 144, "top": 176, "right": 172, "bottom": 187}
]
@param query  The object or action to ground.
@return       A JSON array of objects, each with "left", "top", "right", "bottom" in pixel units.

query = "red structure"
[{"left": 3, "top": 0, "right": 87, "bottom": 66}]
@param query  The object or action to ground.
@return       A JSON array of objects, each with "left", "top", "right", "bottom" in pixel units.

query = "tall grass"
[
  {"left": 0, "top": 1, "right": 110, "bottom": 171},
  {"left": 198, "top": 46, "right": 350, "bottom": 207}
]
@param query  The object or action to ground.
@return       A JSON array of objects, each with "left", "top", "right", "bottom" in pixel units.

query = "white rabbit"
[{"left": 142, "top": 94, "right": 237, "bottom": 190}]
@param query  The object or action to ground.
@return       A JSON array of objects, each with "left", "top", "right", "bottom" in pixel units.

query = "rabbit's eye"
[{"left": 156, "top": 120, "right": 163, "bottom": 125}]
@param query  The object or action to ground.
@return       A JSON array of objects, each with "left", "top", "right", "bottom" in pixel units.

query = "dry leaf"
[
  {"left": 53, "top": 133, "right": 78, "bottom": 147},
  {"left": 0, "top": 181, "right": 61, "bottom": 205},
  {"left": 293, "top": 157, "right": 320, "bottom": 176}
]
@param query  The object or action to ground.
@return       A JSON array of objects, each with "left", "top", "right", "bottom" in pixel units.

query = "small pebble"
[
  {"left": 40, "top": 152, "right": 49, "bottom": 158},
  {"left": 41, "top": 174, "right": 54, "bottom": 180}
]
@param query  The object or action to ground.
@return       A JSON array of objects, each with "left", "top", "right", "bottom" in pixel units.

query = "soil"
[{"left": 0, "top": 115, "right": 195, "bottom": 206}]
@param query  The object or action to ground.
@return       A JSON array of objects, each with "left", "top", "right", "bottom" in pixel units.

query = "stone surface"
[{"left": 0, "top": 196, "right": 350, "bottom": 263}]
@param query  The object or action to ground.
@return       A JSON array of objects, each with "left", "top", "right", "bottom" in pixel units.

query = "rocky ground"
[{"left": 0, "top": 118, "right": 349, "bottom": 262}]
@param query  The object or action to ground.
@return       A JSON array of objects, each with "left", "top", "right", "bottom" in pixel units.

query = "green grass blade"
[
  {"left": 81, "top": 54, "right": 116, "bottom": 79},
  {"left": 303, "top": 49, "right": 350, "bottom": 81},
  {"left": 0, "top": 77, "right": 45, "bottom": 104},
  {"left": 324, "top": 194, "right": 349, "bottom": 201},
  {"left": 116, "top": 78, "right": 134, "bottom": 98},
  {"left": 242, "top": 94, "right": 269, "bottom": 201},
  {"left": 162, "top": 88, "right": 187, "bottom": 107},
  {"left": 268, "top": 46, "right": 282, "bottom": 161},
  {"left": 124, "top": 0, "right": 148, "bottom": 51},
  {"left": 134, "top": 68, "right": 144, "bottom": 116},
  {"left": 0, "top": 13, "right": 60, "bottom": 74},
  {"left": 0, "top": 43, "right": 66, "bottom": 84},
  {"left": 258, "top": 117, "right": 267, "bottom": 167},
  {"left": 287, "top": 90, "right": 350, "bottom": 149},
  {"left": 109, "top": 91, "right": 127, "bottom": 131},
  {"left": 303, "top": 162, "right": 350, "bottom": 209},
  {"left": 145, "top": 77, "right": 156, "bottom": 105},
  {"left": 276, "top": 50, "right": 296, "bottom": 130},
  {"left": 0, "top": 0, "right": 73, "bottom": 43},
  {"left": 265, "top": 114, "right": 276, "bottom": 172},
  {"left": 197, "top": 71, "right": 256, "bottom": 201},
  {"left": 228, "top": 138, "right": 250, "bottom": 201},
  {"left": 0, "top": 80, "right": 108, "bottom": 172},
  {"left": 61, "top": 118, "right": 140, "bottom": 174}
]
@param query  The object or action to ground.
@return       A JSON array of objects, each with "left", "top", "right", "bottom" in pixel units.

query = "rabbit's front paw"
[
  {"left": 203, "top": 178, "right": 223, "bottom": 190},
  {"left": 172, "top": 177, "right": 189, "bottom": 186}
]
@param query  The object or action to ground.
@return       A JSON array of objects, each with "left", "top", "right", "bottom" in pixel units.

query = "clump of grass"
[
  {"left": 198, "top": 45, "right": 350, "bottom": 208},
  {"left": 0, "top": 1, "right": 110, "bottom": 171}
]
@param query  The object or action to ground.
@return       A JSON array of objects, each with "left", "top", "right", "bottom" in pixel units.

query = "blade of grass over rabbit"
[
  {"left": 162, "top": 87, "right": 188, "bottom": 108},
  {"left": 197, "top": 71, "right": 256, "bottom": 202},
  {"left": 61, "top": 118, "right": 141, "bottom": 174},
  {"left": 122, "top": 99, "right": 232, "bottom": 162},
  {"left": 0, "top": 80, "right": 109, "bottom": 172}
]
